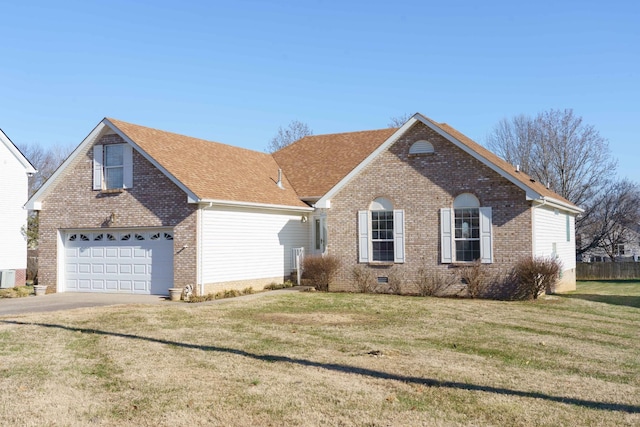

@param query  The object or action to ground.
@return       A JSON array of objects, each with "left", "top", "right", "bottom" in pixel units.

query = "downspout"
[{"left": 197, "top": 202, "right": 213, "bottom": 296}]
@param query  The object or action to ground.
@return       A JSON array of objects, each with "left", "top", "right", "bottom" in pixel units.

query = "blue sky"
[{"left": 2, "top": 0, "right": 639, "bottom": 182}]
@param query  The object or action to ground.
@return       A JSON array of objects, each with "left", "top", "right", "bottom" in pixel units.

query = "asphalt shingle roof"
[{"left": 108, "top": 118, "right": 309, "bottom": 208}]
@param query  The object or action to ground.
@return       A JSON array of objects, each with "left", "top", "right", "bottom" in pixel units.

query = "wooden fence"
[{"left": 577, "top": 262, "right": 640, "bottom": 280}]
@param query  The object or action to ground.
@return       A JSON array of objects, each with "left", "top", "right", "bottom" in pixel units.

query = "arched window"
[
  {"left": 369, "top": 198, "right": 394, "bottom": 261},
  {"left": 441, "top": 193, "right": 492, "bottom": 263},
  {"left": 409, "top": 140, "right": 434, "bottom": 155},
  {"left": 453, "top": 193, "right": 480, "bottom": 262},
  {"left": 358, "top": 198, "right": 405, "bottom": 263}
]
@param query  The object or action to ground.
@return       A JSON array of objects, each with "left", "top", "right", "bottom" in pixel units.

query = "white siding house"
[
  {"left": 0, "top": 129, "right": 36, "bottom": 287},
  {"left": 200, "top": 206, "right": 310, "bottom": 291},
  {"left": 533, "top": 204, "right": 576, "bottom": 291}
]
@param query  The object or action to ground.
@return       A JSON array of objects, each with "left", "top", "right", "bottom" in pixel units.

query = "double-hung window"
[
  {"left": 93, "top": 143, "right": 133, "bottom": 190},
  {"left": 441, "top": 193, "right": 492, "bottom": 263},
  {"left": 358, "top": 197, "right": 405, "bottom": 263}
]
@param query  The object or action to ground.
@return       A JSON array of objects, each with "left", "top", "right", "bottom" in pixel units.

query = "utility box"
[{"left": 0, "top": 270, "right": 16, "bottom": 288}]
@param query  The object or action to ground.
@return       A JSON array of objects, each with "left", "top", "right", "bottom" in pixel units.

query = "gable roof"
[
  {"left": 26, "top": 118, "right": 310, "bottom": 211},
  {"left": 273, "top": 128, "right": 397, "bottom": 199},
  {"left": 0, "top": 128, "right": 37, "bottom": 174},
  {"left": 311, "top": 113, "right": 582, "bottom": 213},
  {"left": 106, "top": 119, "right": 309, "bottom": 209}
]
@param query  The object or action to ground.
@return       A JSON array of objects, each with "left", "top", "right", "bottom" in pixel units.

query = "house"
[
  {"left": 0, "top": 128, "right": 37, "bottom": 288},
  {"left": 581, "top": 223, "right": 640, "bottom": 262},
  {"left": 25, "top": 114, "right": 582, "bottom": 296}
]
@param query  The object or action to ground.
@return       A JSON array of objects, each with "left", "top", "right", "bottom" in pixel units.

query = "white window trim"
[
  {"left": 358, "top": 209, "right": 405, "bottom": 263},
  {"left": 441, "top": 207, "right": 492, "bottom": 264},
  {"left": 93, "top": 143, "right": 133, "bottom": 190}
]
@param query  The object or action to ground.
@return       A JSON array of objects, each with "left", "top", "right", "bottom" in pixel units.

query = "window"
[
  {"left": 104, "top": 144, "right": 124, "bottom": 189},
  {"left": 358, "top": 198, "right": 405, "bottom": 263},
  {"left": 616, "top": 244, "right": 625, "bottom": 256},
  {"left": 372, "top": 210, "right": 394, "bottom": 261},
  {"left": 93, "top": 143, "right": 133, "bottom": 190},
  {"left": 454, "top": 208, "right": 480, "bottom": 261},
  {"left": 409, "top": 140, "right": 434, "bottom": 155},
  {"left": 441, "top": 193, "right": 492, "bottom": 263}
]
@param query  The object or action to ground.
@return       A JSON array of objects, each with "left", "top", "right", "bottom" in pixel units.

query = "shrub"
[
  {"left": 242, "top": 287, "right": 254, "bottom": 295},
  {"left": 458, "top": 260, "right": 489, "bottom": 298},
  {"left": 351, "top": 265, "right": 376, "bottom": 293},
  {"left": 514, "top": 256, "right": 562, "bottom": 299},
  {"left": 302, "top": 255, "right": 340, "bottom": 292},
  {"left": 414, "top": 267, "right": 457, "bottom": 297},
  {"left": 387, "top": 267, "right": 407, "bottom": 295},
  {"left": 263, "top": 281, "right": 295, "bottom": 290}
]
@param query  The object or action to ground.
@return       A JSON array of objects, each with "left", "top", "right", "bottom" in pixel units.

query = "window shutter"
[
  {"left": 393, "top": 209, "right": 405, "bottom": 263},
  {"left": 440, "top": 208, "right": 453, "bottom": 263},
  {"left": 479, "top": 207, "right": 493, "bottom": 263},
  {"left": 123, "top": 144, "right": 133, "bottom": 188},
  {"left": 358, "top": 210, "right": 369, "bottom": 263},
  {"left": 93, "top": 145, "right": 103, "bottom": 190}
]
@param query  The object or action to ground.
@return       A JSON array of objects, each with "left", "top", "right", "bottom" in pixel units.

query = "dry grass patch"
[{"left": 0, "top": 283, "right": 639, "bottom": 426}]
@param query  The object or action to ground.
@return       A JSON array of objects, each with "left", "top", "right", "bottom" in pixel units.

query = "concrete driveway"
[{"left": 0, "top": 287, "right": 307, "bottom": 316}]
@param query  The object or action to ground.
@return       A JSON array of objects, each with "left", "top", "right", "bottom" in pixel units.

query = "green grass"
[
  {"left": 0, "top": 282, "right": 638, "bottom": 426},
  {"left": 564, "top": 280, "right": 640, "bottom": 308}
]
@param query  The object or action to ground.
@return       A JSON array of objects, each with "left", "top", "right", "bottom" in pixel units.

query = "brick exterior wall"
[
  {"left": 38, "top": 133, "right": 198, "bottom": 293},
  {"left": 327, "top": 122, "right": 533, "bottom": 294}
]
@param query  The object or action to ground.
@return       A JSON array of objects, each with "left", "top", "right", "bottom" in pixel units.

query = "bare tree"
[
  {"left": 486, "top": 108, "right": 626, "bottom": 256},
  {"left": 266, "top": 120, "right": 313, "bottom": 153},
  {"left": 487, "top": 109, "right": 616, "bottom": 207},
  {"left": 17, "top": 142, "right": 74, "bottom": 197},
  {"left": 387, "top": 113, "right": 413, "bottom": 128},
  {"left": 18, "top": 142, "right": 73, "bottom": 249},
  {"left": 579, "top": 179, "right": 640, "bottom": 260}
]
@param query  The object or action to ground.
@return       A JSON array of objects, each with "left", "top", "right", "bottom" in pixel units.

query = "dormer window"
[
  {"left": 93, "top": 143, "right": 133, "bottom": 190},
  {"left": 409, "top": 140, "right": 434, "bottom": 155}
]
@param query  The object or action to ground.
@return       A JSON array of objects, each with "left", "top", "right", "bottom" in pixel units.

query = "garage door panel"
[
  {"left": 65, "top": 229, "right": 173, "bottom": 294},
  {"left": 119, "top": 248, "right": 132, "bottom": 257},
  {"left": 92, "top": 248, "right": 104, "bottom": 257},
  {"left": 134, "top": 248, "right": 147, "bottom": 258},
  {"left": 105, "top": 248, "right": 118, "bottom": 257}
]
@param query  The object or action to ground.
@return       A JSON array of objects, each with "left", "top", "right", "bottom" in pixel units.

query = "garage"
[{"left": 64, "top": 229, "right": 174, "bottom": 294}]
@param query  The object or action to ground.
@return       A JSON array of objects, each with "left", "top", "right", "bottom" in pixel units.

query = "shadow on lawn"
[
  {"left": 560, "top": 294, "right": 640, "bottom": 309},
  {"left": 3, "top": 319, "right": 639, "bottom": 414}
]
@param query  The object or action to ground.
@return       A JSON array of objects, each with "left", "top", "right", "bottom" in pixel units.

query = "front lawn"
[{"left": 0, "top": 284, "right": 638, "bottom": 426}]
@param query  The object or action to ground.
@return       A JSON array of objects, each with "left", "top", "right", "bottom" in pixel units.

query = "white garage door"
[{"left": 65, "top": 229, "right": 174, "bottom": 294}]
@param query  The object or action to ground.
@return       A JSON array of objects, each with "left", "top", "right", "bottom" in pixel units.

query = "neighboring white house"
[{"left": 0, "top": 129, "right": 36, "bottom": 288}]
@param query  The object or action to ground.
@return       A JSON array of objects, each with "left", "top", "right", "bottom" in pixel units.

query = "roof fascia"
[
  {"left": 412, "top": 113, "right": 543, "bottom": 201},
  {"left": 198, "top": 198, "right": 314, "bottom": 212},
  {"left": 103, "top": 118, "right": 200, "bottom": 203},
  {"left": 314, "top": 118, "right": 418, "bottom": 208},
  {"left": 533, "top": 197, "right": 584, "bottom": 214},
  {"left": 25, "top": 120, "right": 107, "bottom": 210},
  {"left": 0, "top": 128, "right": 37, "bottom": 174}
]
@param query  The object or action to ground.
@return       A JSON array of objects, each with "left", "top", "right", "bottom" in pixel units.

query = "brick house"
[
  {"left": 26, "top": 114, "right": 581, "bottom": 296},
  {"left": 0, "top": 128, "right": 37, "bottom": 288}
]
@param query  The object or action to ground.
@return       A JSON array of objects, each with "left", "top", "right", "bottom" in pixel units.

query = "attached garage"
[{"left": 64, "top": 229, "right": 174, "bottom": 294}]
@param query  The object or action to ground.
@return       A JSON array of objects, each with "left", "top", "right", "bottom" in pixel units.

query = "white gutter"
[{"left": 198, "top": 199, "right": 314, "bottom": 212}]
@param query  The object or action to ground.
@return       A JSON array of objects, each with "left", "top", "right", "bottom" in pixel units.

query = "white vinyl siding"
[
  {"left": 201, "top": 207, "right": 310, "bottom": 284},
  {"left": 533, "top": 205, "right": 576, "bottom": 270},
  {"left": 0, "top": 142, "right": 29, "bottom": 270}
]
